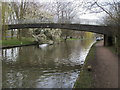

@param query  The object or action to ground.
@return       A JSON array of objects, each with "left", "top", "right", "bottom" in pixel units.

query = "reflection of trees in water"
[
  {"left": 68, "top": 39, "right": 95, "bottom": 65},
  {"left": 80, "top": 39, "right": 94, "bottom": 48},
  {"left": 2, "top": 67, "right": 47, "bottom": 88},
  {"left": 2, "top": 40, "right": 95, "bottom": 88},
  {"left": 3, "top": 64, "right": 80, "bottom": 88},
  {"left": 2, "top": 39, "right": 95, "bottom": 68},
  {"left": 2, "top": 48, "right": 19, "bottom": 63},
  {"left": 52, "top": 41, "right": 81, "bottom": 66}
]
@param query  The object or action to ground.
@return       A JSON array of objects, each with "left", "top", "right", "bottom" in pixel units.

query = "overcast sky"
[
  {"left": 2, "top": 0, "right": 119, "bottom": 20},
  {"left": 34, "top": 0, "right": 116, "bottom": 20},
  {"left": 38, "top": 0, "right": 108, "bottom": 20}
]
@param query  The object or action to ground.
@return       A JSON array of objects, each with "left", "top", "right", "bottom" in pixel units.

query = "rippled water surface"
[{"left": 2, "top": 40, "right": 95, "bottom": 88}]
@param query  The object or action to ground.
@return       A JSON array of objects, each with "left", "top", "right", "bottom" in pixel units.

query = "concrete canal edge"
[{"left": 74, "top": 42, "right": 96, "bottom": 88}]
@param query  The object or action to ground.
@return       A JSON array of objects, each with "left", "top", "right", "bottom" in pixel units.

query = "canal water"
[{"left": 2, "top": 40, "right": 95, "bottom": 88}]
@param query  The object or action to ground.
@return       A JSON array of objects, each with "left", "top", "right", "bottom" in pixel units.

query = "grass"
[
  {"left": 74, "top": 43, "right": 96, "bottom": 88},
  {"left": 1, "top": 37, "right": 35, "bottom": 47}
]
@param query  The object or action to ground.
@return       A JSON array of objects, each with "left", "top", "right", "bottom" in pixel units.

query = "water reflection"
[
  {"left": 2, "top": 40, "right": 95, "bottom": 88},
  {"left": 2, "top": 48, "right": 19, "bottom": 62}
]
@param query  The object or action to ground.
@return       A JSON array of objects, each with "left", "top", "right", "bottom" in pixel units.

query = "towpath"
[{"left": 92, "top": 41, "right": 118, "bottom": 88}]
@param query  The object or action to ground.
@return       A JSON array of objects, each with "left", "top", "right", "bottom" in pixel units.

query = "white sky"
[
  {"left": 2, "top": 0, "right": 119, "bottom": 20},
  {"left": 36, "top": 0, "right": 113, "bottom": 20}
]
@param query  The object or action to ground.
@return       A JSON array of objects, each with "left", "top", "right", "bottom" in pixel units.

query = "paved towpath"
[{"left": 92, "top": 41, "right": 118, "bottom": 88}]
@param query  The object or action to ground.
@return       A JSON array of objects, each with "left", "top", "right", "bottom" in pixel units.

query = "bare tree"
[
  {"left": 10, "top": 0, "right": 29, "bottom": 39},
  {"left": 87, "top": 0, "right": 120, "bottom": 56},
  {"left": 2, "top": 2, "right": 9, "bottom": 40}
]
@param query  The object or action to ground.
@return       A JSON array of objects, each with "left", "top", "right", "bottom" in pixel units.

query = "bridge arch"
[
  {"left": 2, "top": 23, "right": 111, "bottom": 35},
  {"left": 2, "top": 23, "right": 112, "bottom": 46}
]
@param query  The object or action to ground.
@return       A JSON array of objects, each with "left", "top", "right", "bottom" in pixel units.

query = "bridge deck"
[{"left": 2, "top": 23, "right": 112, "bottom": 35}]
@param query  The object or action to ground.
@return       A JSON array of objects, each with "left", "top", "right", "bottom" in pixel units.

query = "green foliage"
[{"left": 74, "top": 70, "right": 93, "bottom": 88}]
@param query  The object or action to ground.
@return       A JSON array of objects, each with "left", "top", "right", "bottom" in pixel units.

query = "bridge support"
[{"left": 104, "top": 35, "right": 113, "bottom": 46}]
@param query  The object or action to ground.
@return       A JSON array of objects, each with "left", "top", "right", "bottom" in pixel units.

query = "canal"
[{"left": 2, "top": 39, "right": 95, "bottom": 88}]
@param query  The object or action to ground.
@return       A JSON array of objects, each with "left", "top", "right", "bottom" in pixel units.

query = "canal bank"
[
  {"left": 1, "top": 38, "right": 93, "bottom": 49},
  {"left": 74, "top": 42, "right": 96, "bottom": 88},
  {"left": 74, "top": 40, "right": 118, "bottom": 88},
  {"left": 1, "top": 37, "right": 36, "bottom": 49}
]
